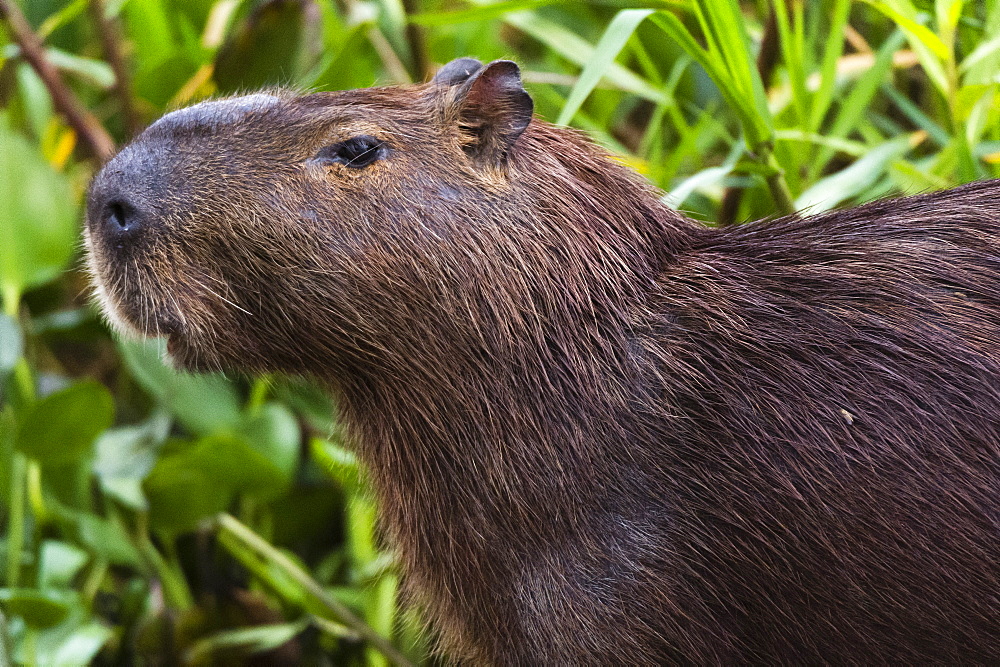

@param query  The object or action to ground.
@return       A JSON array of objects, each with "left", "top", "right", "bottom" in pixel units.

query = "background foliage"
[{"left": 0, "top": 0, "right": 998, "bottom": 663}]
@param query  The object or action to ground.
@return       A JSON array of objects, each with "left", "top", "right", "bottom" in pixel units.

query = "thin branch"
[
  {"left": 89, "top": 0, "right": 141, "bottom": 137},
  {"left": 401, "top": 0, "right": 430, "bottom": 81},
  {"left": 0, "top": 0, "right": 115, "bottom": 160},
  {"left": 340, "top": 0, "right": 412, "bottom": 84},
  {"left": 368, "top": 26, "right": 412, "bottom": 84}
]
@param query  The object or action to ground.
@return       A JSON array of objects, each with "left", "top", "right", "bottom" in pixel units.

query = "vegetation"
[{"left": 0, "top": 0, "right": 998, "bottom": 663}]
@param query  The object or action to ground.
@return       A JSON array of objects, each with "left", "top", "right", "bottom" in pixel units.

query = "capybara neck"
[{"left": 327, "top": 121, "right": 694, "bottom": 655}]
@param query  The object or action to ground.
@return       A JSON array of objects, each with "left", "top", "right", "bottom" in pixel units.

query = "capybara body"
[{"left": 85, "top": 59, "right": 1000, "bottom": 663}]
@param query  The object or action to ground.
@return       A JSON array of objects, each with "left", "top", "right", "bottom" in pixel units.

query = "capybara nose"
[{"left": 101, "top": 198, "right": 144, "bottom": 243}]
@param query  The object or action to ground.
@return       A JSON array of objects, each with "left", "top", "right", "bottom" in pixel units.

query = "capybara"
[{"left": 85, "top": 58, "right": 1000, "bottom": 664}]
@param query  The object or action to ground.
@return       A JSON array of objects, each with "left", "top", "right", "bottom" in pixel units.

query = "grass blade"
[
  {"left": 649, "top": 13, "right": 757, "bottom": 141},
  {"left": 865, "top": 0, "right": 949, "bottom": 95},
  {"left": 410, "top": 1, "right": 563, "bottom": 25},
  {"left": 557, "top": 9, "right": 654, "bottom": 125},
  {"left": 809, "top": 0, "right": 852, "bottom": 133},
  {"left": 797, "top": 133, "right": 915, "bottom": 212},
  {"left": 503, "top": 10, "right": 664, "bottom": 102},
  {"left": 810, "top": 29, "right": 906, "bottom": 179}
]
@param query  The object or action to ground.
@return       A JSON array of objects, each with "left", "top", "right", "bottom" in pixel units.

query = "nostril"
[
  {"left": 109, "top": 202, "right": 128, "bottom": 229},
  {"left": 104, "top": 199, "right": 141, "bottom": 238}
]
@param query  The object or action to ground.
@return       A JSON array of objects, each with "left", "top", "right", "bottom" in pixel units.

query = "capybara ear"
[
  {"left": 450, "top": 60, "right": 533, "bottom": 166},
  {"left": 432, "top": 57, "right": 484, "bottom": 86}
]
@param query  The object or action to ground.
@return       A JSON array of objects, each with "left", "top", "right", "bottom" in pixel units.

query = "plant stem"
[
  {"left": 81, "top": 559, "right": 108, "bottom": 609},
  {"left": 763, "top": 149, "right": 795, "bottom": 215},
  {"left": 0, "top": 610, "right": 12, "bottom": 667},
  {"left": 0, "top": 288, "right": 17, "bottom": 319},
  {"left": 5, "top": 454, "right": 25, "bottom": 588},
  {"left": 367, "top": 574, "right": 398, "bottom": 667},
  {"left": 246, "top": 377, "right": 269, "bottom": 415},
  {"left": 25, "top": 460, "right": 44, "bottom": 525},
  {"left": 2, "top": 291, "right": 30, "bottom": 590},
  {"left": 22, "top": 628, "right": 34, "bottom": 667},
  {"left": 401, "top": 0, "right": 430, "bottom": 81},
  {"left": 719, "top": 1, "right": 787, "bottom": 224},
  {"left": 215, "top": 513, "right": 413, "bottom": 667},
  {"left": 10, "top": 361, "right": 33, "bottom": 410},
  {"left": 137, "top": 533, "right": 194, "bottom": 611}
]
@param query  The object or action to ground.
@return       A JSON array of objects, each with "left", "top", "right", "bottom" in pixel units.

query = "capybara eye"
[{"left": 315, "top": 135, "right": 386, "bottom": 169}]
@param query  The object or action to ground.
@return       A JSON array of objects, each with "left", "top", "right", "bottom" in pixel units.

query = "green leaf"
[
  {"left": 796, "top": 135, "right": 913, "bottom": 213},
  {"left": 775, "top": 130, "right": 868, "bottom": 156},
  {"left": 120, "top": 338, "right": 241, "bottom": 436},
  {"left": 811, "top": 30, "right": 907, "bottom": 179},
  {"left": 310, "top": 437, "right": 360, "bottom": 493},
  {"left": 75, "top": 514, "right": 142, "bottom": 567},
  {"left": 16, "top": 382, "right": 114, "bottom": 466},
  {"left": 43, "top": 460, "right": 95, "bottom": 511},
  {"left": 953, "top": 84, "right": 993, "bottom": 123},
  {"left": 45, "top": 621, "right": 113, "bottom": 666},
  {"left": 867, "top": 1, "right": 948, "bottom": 58},
  {"left": 306, "top": 21, "right": 370, "bottom": 90},
  {"left": 696, "top": 0, "right": 769, "bottom": 122},
  {"left": 0, "top": 588, "right": 73, "bottom": 629},
  {"left": 649, "top": 11, "right": 771, "bottom": 149},
  {"left": 92, "top": 413, "right": 169, "bottom": 511},
  {"left": 410, "top": 1, "right": 564, "bottom": 25},
  {"left": 808, "top": 0, "right": 852, "bottom": 133},
  {"left": 272, "top": 377, "right": 335, "bottom": 433},
  {"left": 120, "top": 0, "right": 200, "bottom": 107},
  {"left": 15, "top": 64, "right": 54, "bottom": 139},
  {"left": 890, "top": 159, "right": 951, "bottom": 192},
  {"left": 144, "top": 428, "right": 293, "bottom": 533},
  {"left": 185, "top": 619, "right": 309, "bottom": 663},
  {"left": 880, "top": 83, "right": 950, "bottom": 146},
  {"left": 44, "top": 47, "right": 116, "bottom": 89},
  {"left": 21, "top": 604, "right": 114, "bottom": 666},
  {"left": 237, "top": 403, "right": 300, "bottom": 493},
  {"left": 934, "top": 0, "right": 963, "bottom": 41},
  {"left": 959, "top": 33, "right": 1000, "bottom": 73},
  {"left": 503, "top": 11, "right": 665, "bottom": 102},
  {"left": 37, "top": 0, "right": 90, "bottom": 39},
  {"left": 0, "top": 314, "right": 22, "bottom": 378},
  {"left": 864, "top": 1, "right": 949, "bottom": 95},
  {"left": 197, "top": 433, "right": 291, "bottom": 498},
  {"left": 144, "top": 445, "right": 233, "bottom": 534},
  {"left": 37, "top": 541, "right": 88, "bottom": 589},
  {"left": 961, "top": 2, "right": 1000, "bottom": 83},
  {"left": 662, "top": 164, "right": 730, "bottom": 209},
  {"left": 773, "top": 0, "right": 808, "bottom": 126},
  {"left": 214, "top": 0, "right": 322, "bottom": 92},
  {"left": 557, "top": 10, "right": 654, "bottom": 125},
  {"left": 0, "top": 115, "right": 77, "bottom": 308},
  {"left": 121, "top": 0, "right": 174, "bottom": 63}
]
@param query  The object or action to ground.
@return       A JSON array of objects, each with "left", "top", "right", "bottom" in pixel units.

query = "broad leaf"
[
  {"left": 0, "top": 116, "right": 77, "bottom": 309},
  {"left": 16, "top": 382, "right": 114, "bottom": 465},
  {"left": 0, "top": 588, "right": 74, "bottom": 629},
  {"left": 120, "top": 338, "right": 241, "bottom": 436}
]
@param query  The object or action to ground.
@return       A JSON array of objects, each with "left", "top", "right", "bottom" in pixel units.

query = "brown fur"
[{"left": 85, "top": 60, "right": 1000, "bottom": 664}]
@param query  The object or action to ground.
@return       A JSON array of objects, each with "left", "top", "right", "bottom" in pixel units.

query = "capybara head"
[{"left": 86, "top": 58, "right": 682, "bottom": 380}]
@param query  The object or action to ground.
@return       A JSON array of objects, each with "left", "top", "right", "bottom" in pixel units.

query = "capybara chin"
[{"left": 85, "top": 57, "right": 1000, "bottom": 663}]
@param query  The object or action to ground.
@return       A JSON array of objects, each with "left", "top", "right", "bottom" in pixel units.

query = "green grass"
[{"left": 1, "top": 0, "right": 999, "bottom": 663}]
